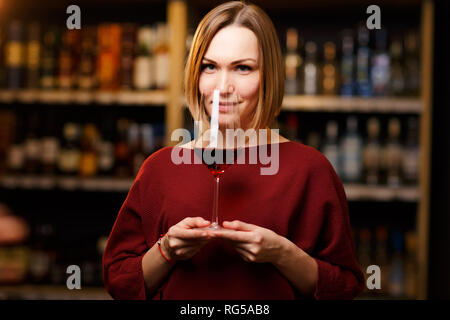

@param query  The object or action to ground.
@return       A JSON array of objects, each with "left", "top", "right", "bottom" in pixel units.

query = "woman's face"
[{"left": 199, "top": 26, "right": 260, "bottom": 130}]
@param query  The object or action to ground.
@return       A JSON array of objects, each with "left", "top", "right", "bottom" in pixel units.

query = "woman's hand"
[
  {"left": 208, "top": 220, "right": 287, "bottom": 264},
  {"left": 161, "top": 217, "right": 212, "bottom": 261}
]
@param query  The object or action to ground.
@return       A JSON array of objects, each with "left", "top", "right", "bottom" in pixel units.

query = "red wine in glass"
[
  {"left": 194, "top": 147, "right": 243, "bottom": 229},
  {"left": 195, "top": 147, "right": 242, "bottom": 178}
]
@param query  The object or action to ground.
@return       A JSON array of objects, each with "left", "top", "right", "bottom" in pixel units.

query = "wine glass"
[{"left": 193, "top": 88, "right": 244, "bottom": 230}]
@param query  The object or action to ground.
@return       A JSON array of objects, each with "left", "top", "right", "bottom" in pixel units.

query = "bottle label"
[
  {"left": 6, "top": 42, "right": 25, "bottom": 67},
  {"left": 155, "top": 53, "right": 169, "bottom": 89}
]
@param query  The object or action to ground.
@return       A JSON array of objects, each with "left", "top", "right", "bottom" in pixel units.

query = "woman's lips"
[
  {"left": 211, "top": 101, "right": 239, "bottom": 112},
  {"left": 219, "top": 105, "right": 232, "bottom": 112}
]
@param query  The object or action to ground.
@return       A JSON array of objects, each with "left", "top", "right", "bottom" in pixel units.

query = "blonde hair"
[{"left": 185, "top": 1, "right": 284, "bottom": 131}]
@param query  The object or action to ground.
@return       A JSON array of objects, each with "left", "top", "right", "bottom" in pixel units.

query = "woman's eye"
[
  {"left": 201, "top": 63, "right": 215, "bottom": 71},
  {"left": 236, "top": 65, "right": 252, "bottom": 72}
]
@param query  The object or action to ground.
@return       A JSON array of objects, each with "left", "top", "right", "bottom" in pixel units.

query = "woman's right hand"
[{"left": 160, "top": 217, "right": 212, "bottom": 261}]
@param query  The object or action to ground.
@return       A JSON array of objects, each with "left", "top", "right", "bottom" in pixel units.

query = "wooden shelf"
[
  {"left": 344, "top": 184, "right": 419, "bottom": 202},
  {"left": 0, "top": 175, "right": 134, "bottom": 192},
  {"left": 0, "top": 92, "right": 422, "bottom": 113},
  {"left": 0, "top": 175, "right": 418, "bottom": 201},
  {"left": 0, "top": 89, "right": 168, "bottom": 106},
  {"left": 282, "top": 96, "right": 422, "bottom": 113},
  {"left": 0, "top": 285, "right": 111, "bottom": 300}
]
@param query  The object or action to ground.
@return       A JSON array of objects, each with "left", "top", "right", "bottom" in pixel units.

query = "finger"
[
  {"left": 209, "top": 229, "right": 254, "bottom": 242},
  {"left": 235, "top": 247, "right": 255, "bottom": 262},
  {"left": 180, "top": 217, "right": 211, "bottom": 229},
  {"left": 170, "top": 226, "right": 210, "bottom": 240},
  {"left": 169, "top": 237, "right": 209, "bottom": 249},
  {"left": 222, "top": 220, "right": 256, "bottom": 231}
]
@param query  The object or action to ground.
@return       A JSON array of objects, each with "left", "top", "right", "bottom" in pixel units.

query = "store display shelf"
[
  {"left": 0, "top": 174, "right": 418, "bottom": 201},
  {"left": 0, "top": 285, "right": 111, "bottom": 300},
  {"left": 0, "top": 89, "right": 168, "bottom": 106},
  {"left": 282, "top": 95, "right": 422, "bottom": 114},
  {"left": 0, "top": 175, "right": 134, "bottom": 192},
  {"left": 344, "top": 183, "right": 419, "bottom": 202}
]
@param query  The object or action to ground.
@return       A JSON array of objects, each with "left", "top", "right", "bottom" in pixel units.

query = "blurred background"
[{"left": 0, "top": 0, "right": 448, "bottom": 300}]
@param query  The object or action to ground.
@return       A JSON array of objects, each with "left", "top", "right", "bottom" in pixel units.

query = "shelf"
[
  {"left": 281, "top": 96, "right": 422, "bottom": 113},
  {"left": 344, "top": 183, "right": 419, "bottom": 202},
  {"left": 0, "top": 89, "right": 168, "bottom": 106},
  {"left": 0, "top": 285, "right": 111, "bottom": 300},
  {"left": 0, "top": 175, "right": 419, "bottom": 201},
  {"left": 0, "top": 175, "right": 134, "bottom": 192},
  {"left": 0, "top": 90, "right": 422, "bottom": 113}
]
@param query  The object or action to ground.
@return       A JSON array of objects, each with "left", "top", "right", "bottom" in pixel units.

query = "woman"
[{"left": 103, "top": 1, "right": 364, "bottom": 300}]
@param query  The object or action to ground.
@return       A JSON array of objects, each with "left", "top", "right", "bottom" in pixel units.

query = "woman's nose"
[{"left": 217, "top": 72, "right": 235, "bottom": 94}]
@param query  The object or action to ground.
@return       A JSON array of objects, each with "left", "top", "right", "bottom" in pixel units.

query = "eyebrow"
[{"left": 202, "top": 57, "right": 257, "bottom": 64}]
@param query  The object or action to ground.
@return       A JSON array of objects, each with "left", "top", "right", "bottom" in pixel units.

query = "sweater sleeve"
[
  {"left": 102, "top": 165, "right": 152, "bottom": 300},
  {"left": 292, "top": 151, "right": 365, "bottom": 300}
]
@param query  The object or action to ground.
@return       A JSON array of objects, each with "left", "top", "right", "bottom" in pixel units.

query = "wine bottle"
[
  {"left": 133, "top": 26, "right": 155, "bottom": 90},
  {"left": 284, "top": 28, "right": 302, "bottom": 95},
  {"left": 120, "top": 23, "right": 137, "bottom": 90},
  {"left": 78, "top": 26, "right": 97, "bottom": 90},
  {"left": 41, "top": 112, "right": 60, "bottom": 175},
  {"left": 356, "top": 24, "right": 372, "bottom": 97},
  {"left": 40, "top": 26, "right": 60, "bottom": 90},
  {"left": 57, "top": 123, "right": 81, "bottom": 176},
  {"left": 321, "top": 42, "right": 338, "bottom": 95},
  {"left": 114, "top": 118, "right": 131, "bottom": 177},
  {"left": 340, "top": 30, "right": 355, "bottom": 96},
  {"left": 128, "top": 122, "right": 145, "bottom": 177},
  {"left": 402, "top": 117, "right": 419, "bottom": 185},
  {"left": 404, "top": 231, "right": 417, "bottom": 299},
  {"left": 58, "top": 29, "right": 81, "bottom": 90},
  {"left": 154, "top": 23, "right": 169, "bottom": 89},
  {"left": 363, "top": 117, "right": 381, "bottom": 185},
  {"left": 79, "top": 123, "right": 100, "bottom": 177},
  {"left": 303, "top": 41, "right": 318, "bottom": 95},
  {"left": 404, "top": 30, "right": 420, "bottom": 96},
  {"left": 322, "top": 120, "right": 340, "bottom": 175},
  {"left": 24, "top": 113, "right": 42, "bottom": 174},
  {"left": 4, "top": 112, "right": 24, "bottom": 175},
  {"left": 29, "top": 223, "right": 56, "bottom": 284},
  {"left": 26, "top": 22, "right": 41, "bottom": 89},
  {"left": 97, "top": 24, "right": 121, "bottom": 90},
  {"left": 5, "top": 21, "right": 25, "bottom": 89},
  {"left": 389, "top": 231, "right": 406, "bottom": 298},
  {"left": 141, "top": 123, "right": 155, "bottom": 157},
  {"left": 340, "top": 116, "right": 363, "bottom": 183},
  {"left": 383, "top": 117, "right": 403, "bottom": 187},
  {"left": 98, "top": 120, "right": 115, "bottom": 176},
  {"left": 374, "top": 226, "right": 389, "bottom": 296},
  {"left": 371, "top": 28, "right": 390, "bottom": 96},
  {"left": 389, "top": 35, "right": 405, "bottom": 96}
]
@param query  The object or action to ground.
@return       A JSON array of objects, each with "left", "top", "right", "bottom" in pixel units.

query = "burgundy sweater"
[{"left": 103, "top": 141, "right": 365, "bottom": 300}]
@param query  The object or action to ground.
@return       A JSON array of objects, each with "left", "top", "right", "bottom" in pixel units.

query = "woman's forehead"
[{"left": 204, "top": 26, "right": 259, "bottom": 63}]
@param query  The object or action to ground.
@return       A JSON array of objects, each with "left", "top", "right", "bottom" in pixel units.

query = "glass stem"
[{"left": 211, "top": 177, "right": 220, "bottom": 228}]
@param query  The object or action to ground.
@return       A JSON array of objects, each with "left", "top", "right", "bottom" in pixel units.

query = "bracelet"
[{"left": 157, "top": 233, "right": 173, "bottom": 263}]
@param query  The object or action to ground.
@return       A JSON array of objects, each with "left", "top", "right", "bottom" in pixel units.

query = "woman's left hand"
[{"left": 208, "top": 220, "right": 286, "bottom": 264}]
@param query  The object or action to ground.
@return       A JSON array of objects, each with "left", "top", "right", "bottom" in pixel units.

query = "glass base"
[
  {"left": 206, "top": 222, "right": 221, "bottom": 230},
  {"left": 195, "top": 222, "right": 221, "bottom": 231}
]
